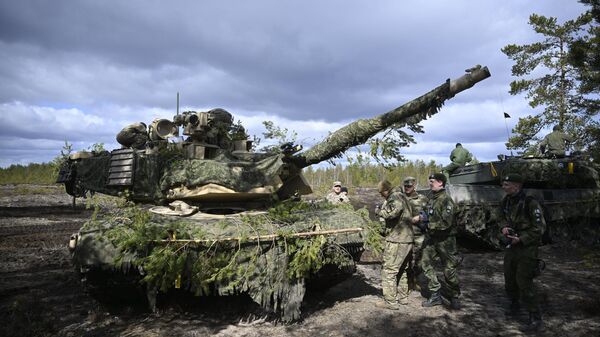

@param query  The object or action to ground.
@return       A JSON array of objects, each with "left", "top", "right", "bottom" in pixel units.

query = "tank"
[
  {"left": 448, "top": 154, "right": 600, "bottom": 249},
  {"left": 57, "top": 66, "right": 491, "bottom": 321}
]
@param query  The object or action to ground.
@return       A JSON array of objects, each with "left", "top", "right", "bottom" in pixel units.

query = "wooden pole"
[{"left": 155, "top": 227, "right": 364, "bottom": 244}]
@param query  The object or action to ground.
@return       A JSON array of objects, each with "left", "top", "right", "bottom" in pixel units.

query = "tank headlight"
[{"left": 68, "top": 233, "right": 79, "bottom": 251}]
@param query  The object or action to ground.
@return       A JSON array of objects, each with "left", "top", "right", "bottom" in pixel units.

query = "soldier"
[
  {"left": 500, "top": 173, "right": 545, "bottom": 331},
  {"left": 116, "top": 122, "right": 149, "bottom": 150},
  {"left": 413, "top": 173, "right": 461, "bottom": 309},
  {"left": 442, "top": 143, "right": 473, "bottom": 176},
  {"left": 326, "top": 181, "right": 350, "bottom": 204},
  {"left": 403, "top": 176, "right": 429, "bottom": 293},
  {"left": 539, "top": 125, "right": 574, "bottom": 158},
  {"left": 374, "top": 180, "right": 413, "bottom": 310}
]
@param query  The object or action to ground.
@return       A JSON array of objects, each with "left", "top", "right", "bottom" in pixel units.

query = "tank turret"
[{"left": 58, "top": 66, "right": 491, "bottom": 207}]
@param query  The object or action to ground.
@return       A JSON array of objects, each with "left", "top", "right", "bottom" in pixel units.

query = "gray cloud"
[{"left": 0, "top": 0, "right": 589, "bottom": 167}]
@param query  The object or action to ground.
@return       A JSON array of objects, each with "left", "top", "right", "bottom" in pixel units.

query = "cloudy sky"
[{"left": 0, "top": 0, "right": 589, "bottom": 168}]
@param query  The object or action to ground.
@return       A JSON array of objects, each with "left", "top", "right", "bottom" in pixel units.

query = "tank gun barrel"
[{"left": 291, "top": 65, "right": 491, "bottom": 168}]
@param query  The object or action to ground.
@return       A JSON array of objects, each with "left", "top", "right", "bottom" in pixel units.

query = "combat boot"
[
  {"left": 421, "top": 291, "right": 443, "bottom": 307},
  {"left": 525, "top": 311, "right": 544, "bottom": 332},
  {"left": 449, "top": 297, "right": 461, "bottom": 310},
  {"left": 375, "top": 300, "right": 400, "bottom": 311}
]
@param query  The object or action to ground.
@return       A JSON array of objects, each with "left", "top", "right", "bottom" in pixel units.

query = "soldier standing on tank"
[
  {"left": 442, "top": 143, "right": 473, "bottom": 177},
  {"left": 539, "top": 125, "right": 574, "bottom": 158},
  {"left": 402, "top": 176, "right": 428, "bottom": 294},
  {"left": 413, "top": 173, "right": 461, "bottom": 309},
  {"left": 374, "top": 180, "right": 413, "bottom": 310},
  {"left": 500, "top": 173, "right": 546, "bottom": 331},
  {"left": 326, "top": 181, "right": 350, "bottom": 204},
  {"left": 116, "top": 122, "right": 150, "bottom": 150}
]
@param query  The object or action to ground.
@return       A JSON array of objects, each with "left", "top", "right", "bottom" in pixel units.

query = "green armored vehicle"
[
  {"left": 57, "top": 66, "right": 491, "bottom": 320},
  {"left": 449, "top": 154, "right": 600, "bottom": 249}
]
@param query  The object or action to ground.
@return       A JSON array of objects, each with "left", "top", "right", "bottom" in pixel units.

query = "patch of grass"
[
  {"left": 582, "top": 251, "right": 600, "bottom": 269},
  {"left": 0, "top": 163, "right": 57, "bottom": 185},
  {"left": 14, "top": 185, "right": 62, "bottom": 195}
]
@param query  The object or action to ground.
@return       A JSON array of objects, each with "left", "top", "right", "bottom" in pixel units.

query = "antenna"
[{"left": 176, "top": 92, "right": 183, "bottom": 142}]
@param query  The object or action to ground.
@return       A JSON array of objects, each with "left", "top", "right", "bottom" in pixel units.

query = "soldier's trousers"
[
  {"left": 408, "top": 234, "right": 425, "bottom": 290},
  {"left": 382, "top": 241, "right": 413, "bottom": 304},
  {"left": 442, "top": 162, "right": 461, "bottom": 175},
  {"left": 504, "top": 246, "right": 539, "bottom": 312},
  {"left": 420, "top": 235, "right": 460, "bottom": 298}
]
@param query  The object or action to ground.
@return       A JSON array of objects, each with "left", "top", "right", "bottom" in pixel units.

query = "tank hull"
[{"left": 448, "top": 156, "right": 600, "bottom": 249}]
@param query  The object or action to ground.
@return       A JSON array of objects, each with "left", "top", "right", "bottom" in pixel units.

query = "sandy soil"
[{"left": 1, "top": 184, "right": 599, "bottom": 337}]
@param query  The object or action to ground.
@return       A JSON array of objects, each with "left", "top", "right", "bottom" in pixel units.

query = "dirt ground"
[{"left": 1, "top": 184, "right": 599, "bottom": 337}]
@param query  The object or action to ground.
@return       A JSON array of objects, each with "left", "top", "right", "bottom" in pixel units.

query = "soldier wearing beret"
[
  {"left": 413, "top": 173, "right": 461, "bottom": 309},
  {"left": 500, "top": 173, "right": 546, "bottom": 331},
  {"left": 374, "top": 180, "right": 413, "bottom": 310},
  {"left": 403, "top": 176, "right": 429, "bottom": 293}
]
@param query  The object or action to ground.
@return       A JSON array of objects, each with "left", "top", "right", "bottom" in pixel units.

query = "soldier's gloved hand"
[{"left": 417, "top": 220, "right": 429, "bottom": 233}]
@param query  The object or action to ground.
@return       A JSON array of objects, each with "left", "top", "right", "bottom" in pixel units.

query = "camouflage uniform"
[
  {"left": 326, "top": 191, "right": 350, "bottom": 204},
  {"left": 442, "top": 144, "right": 472, "bottom": 174},
  {"left": 405, "top": 189, "right": 428, "bottom": 290},
  {"left": 420, "top": 188, "right": 461, "bottom": 299},
  {"left": 377, "top": 188, "right": 414, "bottom": 305},
  {"left": 116, "top": 122, "right": 149, "bottom": 150},
  {"left": 539, "top": 130, "right": 574, "bottom": 157},
  {"left": 501, "top": 190, "right": 546, "bottom": 316}
]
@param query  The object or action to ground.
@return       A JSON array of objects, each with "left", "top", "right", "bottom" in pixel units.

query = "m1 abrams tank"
[
  {"left": 57, "top": 66, "right": 490, "bottom": 321},
  {"left": 449, "top": 154, "right": 600, "bottom": 249}
]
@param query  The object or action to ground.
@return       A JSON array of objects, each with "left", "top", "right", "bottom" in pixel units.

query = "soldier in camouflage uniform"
[
  {"left": 326, "top": 181, "right": 350, "bottom": 204},
  {"left": 414, "top": 173, "right": 461, "bottom": 309},
  {"left": 442, "top": 143, "right": 472, "bottom": 176},
  {"left": 116, "top": 122, "right": 149, "bottom": 150},
  {"left": 375, "top": 180, "right": 413, "bottom": 310},
  {"left": 403, "top": 176, "right": 428, "bottom": 293},
  {"left": 539, "top": 125, "right": 574, "bottom": 158},
  {"left": 500, "top": 173, "right": 545, "bottom": 331}
]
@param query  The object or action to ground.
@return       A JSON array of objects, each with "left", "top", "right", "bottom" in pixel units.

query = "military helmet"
[{"left": 377, "top": 180, "right": 392, "bottom": 193}]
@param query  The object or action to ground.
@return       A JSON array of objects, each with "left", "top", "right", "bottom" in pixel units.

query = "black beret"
[
  {"left": 503, "top": 173, "right": 524, "bottom": 183},
  {"left": 428, "top": 172, "right": 447, "bottom": 185}
]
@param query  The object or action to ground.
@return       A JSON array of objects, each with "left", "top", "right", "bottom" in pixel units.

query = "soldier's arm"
[
  {"left": 378, "top": 195, "right": 404, "bottom": 220},
  {"left": 519, "top": 199, "right": 545, "bottom": 246}
]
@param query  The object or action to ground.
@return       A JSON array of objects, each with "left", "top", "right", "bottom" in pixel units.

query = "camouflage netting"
[
  {"left": 74, "top": 200, "right": 371, "bottom": 321},
  {"left": 75, "top": 153, "right": 112, "bottom": 194},
  {"left": 160, "top": 154, "right": 285, "bottom": 193}
]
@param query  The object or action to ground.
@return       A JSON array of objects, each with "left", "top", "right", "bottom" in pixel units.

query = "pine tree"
[{"left": 502, "top": 10, "right": 594, "bottom": 152}]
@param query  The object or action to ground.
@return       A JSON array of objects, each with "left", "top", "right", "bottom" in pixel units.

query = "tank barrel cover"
[{"left": 290, "top": 65, "right": 491, "bottom": 168}]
